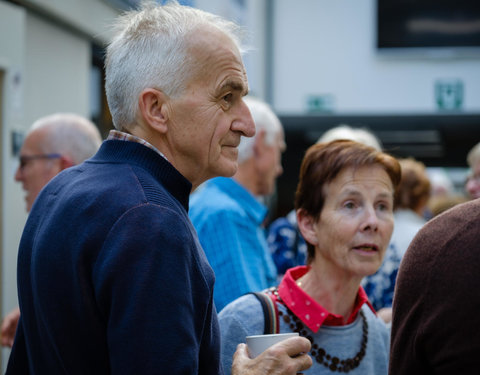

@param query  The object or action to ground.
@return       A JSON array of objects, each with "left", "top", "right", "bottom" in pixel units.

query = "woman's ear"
[
  {"left": 297, "top": 209, "right": 319, "bottom": 246},
  {"left": 138, "top": 88, "right": 169, "bottom": 134}
]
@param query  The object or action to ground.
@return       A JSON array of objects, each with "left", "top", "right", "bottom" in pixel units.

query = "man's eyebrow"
[{"left": 218, "top": 80, "right": 248, "bottom": 96}]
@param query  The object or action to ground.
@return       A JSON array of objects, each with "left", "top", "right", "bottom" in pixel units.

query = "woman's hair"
[
  {"left": 295, "top": 140, "right": 401, "bottom": 260},
  {"left": 105, "top": 0, "right": 246, "bottom": 131},
  {"left": 394, "top": 158, "right": 431, "bottom": 211},
  {"left": 237, "top": 96, "right": 284, "bottom": 164}
]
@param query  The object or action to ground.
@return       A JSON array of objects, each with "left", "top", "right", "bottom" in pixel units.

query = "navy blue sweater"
[{"left": 7, "top": 140, "right": 222, "bottom": 374}]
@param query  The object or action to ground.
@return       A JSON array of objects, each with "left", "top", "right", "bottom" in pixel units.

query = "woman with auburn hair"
[{"left": 219, "top": 140, "right": 401, "bottom": 374}]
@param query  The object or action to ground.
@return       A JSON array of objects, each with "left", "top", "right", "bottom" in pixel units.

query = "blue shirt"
[
  {"left": 267, "top": 210, "right": 307, "bottom": 276},
  {"left": 190, "top": 177, "right": 277, "bottom": 311}
]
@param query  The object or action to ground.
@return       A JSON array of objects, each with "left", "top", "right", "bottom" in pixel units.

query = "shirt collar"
[
  {"left": 277, "top": 266, "right": 375, "bottom": 332},
  {"left": 208, "top": 177, "right": 267, "bottom": 224},
  {"left": 107, "top": 130, "right": 168, "bottom": 161}
]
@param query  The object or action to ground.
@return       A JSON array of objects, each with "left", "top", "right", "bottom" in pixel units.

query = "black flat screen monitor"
[{"left": 377, "top": 0, "right": 480, "bottom": 57}]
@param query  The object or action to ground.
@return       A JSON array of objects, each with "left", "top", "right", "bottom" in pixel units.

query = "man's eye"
[{"left": 223, "top": 93, "right": 233, "bottom": 103}]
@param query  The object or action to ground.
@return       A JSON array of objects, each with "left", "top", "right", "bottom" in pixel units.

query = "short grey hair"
[
  {"left": 105, "top": 0, "right": 246, "bottom": 131},
  {"left": 467, "top": 142, "right": 480, "bottom": 168},
  {"left": 237, "top": 96, "right": 284, "bottom": 165},
  {"left": 30, "top": 113, "right": 102, "bottom": 165},
  {"left": 317, "top": 125, "right": 382, "bottom": 151}
]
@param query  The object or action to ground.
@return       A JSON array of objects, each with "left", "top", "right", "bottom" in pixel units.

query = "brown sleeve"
[{"left": 390, "top": 200, "right": 480, "bottom": 375}]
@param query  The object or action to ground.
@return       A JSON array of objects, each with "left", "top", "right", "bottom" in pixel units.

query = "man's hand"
[
  {"left": 1, "top": 307, "right": 20, "bottom": 347},
  {"left": 231, "top": 336, "right": 312, "bottom": 375}
]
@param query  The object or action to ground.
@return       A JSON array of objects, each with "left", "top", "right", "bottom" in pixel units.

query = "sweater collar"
[{"left": 92, "top": 139, "right": 192, "bottom": 211}]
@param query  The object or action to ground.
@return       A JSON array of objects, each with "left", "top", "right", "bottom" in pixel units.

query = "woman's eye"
[
  {"left": 377, "top": 202, "right": 390, "bottom": 212},
  {"left": 344, "top": 202, "right": 355, "bottom": 209}
]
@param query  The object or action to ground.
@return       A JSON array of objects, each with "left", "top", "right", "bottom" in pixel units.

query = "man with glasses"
[{"left": 1, "top": 112, "right": 102, "bottom": 347}]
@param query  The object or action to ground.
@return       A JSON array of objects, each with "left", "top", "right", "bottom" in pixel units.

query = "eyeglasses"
[{"left": 18, "top": 153, "right": 62, "bottom": 169}]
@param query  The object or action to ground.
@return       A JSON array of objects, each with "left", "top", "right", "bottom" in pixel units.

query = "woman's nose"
[{"left": 362, "top": 206, "right": 379, "bottom": 232}]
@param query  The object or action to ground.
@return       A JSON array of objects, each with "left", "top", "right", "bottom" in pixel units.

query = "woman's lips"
[{"left": 353, "top": 244, "right": 379, "bottom": 253}]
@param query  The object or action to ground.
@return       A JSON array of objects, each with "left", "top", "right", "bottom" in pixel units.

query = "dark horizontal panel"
[{"left": 271, "top": 113, "right": 480, "bottom": 221}]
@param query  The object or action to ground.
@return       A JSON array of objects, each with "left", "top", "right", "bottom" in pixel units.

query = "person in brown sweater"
[{"left": 390, "top": 198, "right": 480, "bottom": 374}]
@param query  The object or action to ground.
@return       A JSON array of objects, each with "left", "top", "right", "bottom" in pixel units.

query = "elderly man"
[
  {"left": 1, "top": 113, "right": 102, "bottom": 348},
  {"left": 6, "top": 2, "right": 311, "bottom": 375},
  {"left": 190, "top": 96, "right": 286, "bottom": 311}
]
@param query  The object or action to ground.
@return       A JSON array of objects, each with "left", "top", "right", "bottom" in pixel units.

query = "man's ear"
[
  {"left": 138, "top": 88, "right": 169, "bottom": 134},
  {"left": 297, "top": 209, "right": 319, "bottom": 246},
  {"left": 59, "top": 155, "right": 75, "bottom": 171}
]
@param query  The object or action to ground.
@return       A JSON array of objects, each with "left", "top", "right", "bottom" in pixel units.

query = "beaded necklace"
[{"left": 271, "top": 289, "right": 369, "bottom": 373}]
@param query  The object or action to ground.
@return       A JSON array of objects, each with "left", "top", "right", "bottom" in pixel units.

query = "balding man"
[{"left": 1, "top": 113, "right": 101, "bottom": 347}]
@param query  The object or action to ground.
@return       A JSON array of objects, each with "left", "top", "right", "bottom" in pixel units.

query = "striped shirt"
[{"left": 107, "top": 130, "right": 168, "bottom": 161}]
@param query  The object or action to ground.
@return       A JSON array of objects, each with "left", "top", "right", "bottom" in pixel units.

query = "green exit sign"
[
  {"left": 306, "top": 94, "right": 334, "bottom": 113},
  {"left": 435, "top": 79, "right": 463, "bottom": 111}
]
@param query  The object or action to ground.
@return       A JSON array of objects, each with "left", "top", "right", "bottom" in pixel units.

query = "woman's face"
[{"left": 302, "top": 165, "right": 394, "bottom": 280}]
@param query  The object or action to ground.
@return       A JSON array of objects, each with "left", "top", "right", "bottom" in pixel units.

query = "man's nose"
[{"left": 232, "top": 100, "right": 255, "bottom": 138}]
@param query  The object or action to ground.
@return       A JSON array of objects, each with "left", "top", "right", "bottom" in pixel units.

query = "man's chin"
[{"left": 216, "top": 160, "right": 238, "bottom": 178}]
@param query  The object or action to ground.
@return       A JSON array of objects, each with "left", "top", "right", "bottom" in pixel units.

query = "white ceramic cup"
[{"left": 246, "top": 332, "right": 299, "bottom": 358}]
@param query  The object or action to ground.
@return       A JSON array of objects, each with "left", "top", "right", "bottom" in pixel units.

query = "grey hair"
[
  {"left": 237, "top": 96, "right": 284, "bottom": 165},
  {"left": 30, "top": 113, "right": 102, "bottom": 165},
  {"left": 467, "top": 142, "right": 480, "bottom": 168},
  {"left": 317, "top": 124, "right": 382, "bottom": 151},
  {"left": 105, "top": 0, "right": 246, "bottom": 131}
]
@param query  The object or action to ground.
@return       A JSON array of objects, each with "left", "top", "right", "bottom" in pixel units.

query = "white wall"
[
  {"left": 0, "top": 1, "right": 28, "bottom": 368},
  {"left": 194, "top": 0, "right": 269, "bottom": 99},
  {"left": 24, "top": 13, "right": 91, "bottom": 123},
  {"left": 0, "top": 0, "right": 121, "bottom": 369},
  {"left": 272, "top": 0, "right": 480, "bottom": 114}
]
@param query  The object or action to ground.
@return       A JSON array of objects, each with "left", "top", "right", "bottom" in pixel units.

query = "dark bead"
[
  {"left": 311, "top": 350, "right": 317, "bottom": 356},
  {"left": 318, "top": 348, "right": 326, "bottom": 356},
  {"left": 316, "top": 355, "right": 324, "bottom": 363},
  {"left": 329, "top": 364, "right": 337, "bottom": 371},
  {"left": 332, "top": 357, "right": 339, "bottom": 364},
  {"left": 300, "top": 330, "right": 308, "bottom": 336},
  {"left": 306, "top": 335, "right": 313, "bottom": 343},
  {"left": 283, "top": 315, "right": 290, "bottom": 323},
  {"left": 326, "top": 354, "right": 331, "bottom": 360},
  {"left": 312, "top": 343, "right": 319, "bottom": 350}
]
